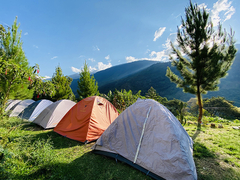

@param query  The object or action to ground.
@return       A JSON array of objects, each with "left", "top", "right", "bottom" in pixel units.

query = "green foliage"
[
  {"left": 145, "top": 86, "right": 168, "bottom": 104},
  {"left": 0, "top": 17, "right": 39, "bottom": 115},
  {"left": 77, "top": 61, "right": 99, "bottom": 101},
  {"left": 176, "top": 101, "right": 187, "bottom": 125},
  {"left": 31, "top": 79, "right": 56, "bottom": 101},
  {"left": 51, "top": 66, "right": 75, "bottom": 101},
  {"left": 164, "top": 98, "right": 187, "bottom": 116},
  {"left": 233, "top": 119, "right": 239, "bottom": 123},
  {"left": 193, "top": 142, "right": 215, "bottom": 158},
  {"left": 166, "top": 1, "right": 237, "bottom": 126},
  {"left": 103, "top": 89, "right": 143, "bottom": 111},
  {"left": 203, "top": 97, "right": 240, "bottom": 119}
]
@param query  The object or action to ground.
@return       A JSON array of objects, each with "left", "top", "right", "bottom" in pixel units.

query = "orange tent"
[{"left": 54, "top": 96, "right": 119, "bottom": 143}]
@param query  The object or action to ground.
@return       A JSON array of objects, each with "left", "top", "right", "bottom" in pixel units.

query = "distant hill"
[
  {"left": 70, "top": 60, "right": 157, "bottom": 95},
  {"left": 98, "top": 53, "right": 240, "bottom": 106},
  {"left": 70, "top": 47, "right": 240, "bottom": 106},
  {"left": 99, "top": 61, "right": 194, "bottom": 101}
]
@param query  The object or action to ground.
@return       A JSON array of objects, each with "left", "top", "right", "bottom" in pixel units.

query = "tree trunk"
[{"left": 197, "top": 86, "right": 203, "bottom": 128}]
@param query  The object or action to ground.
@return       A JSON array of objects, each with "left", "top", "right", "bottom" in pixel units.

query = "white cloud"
[
  {"left": 89, "top": 66, "right": 97, "bottom": 72},
  {"left": 93, "top": 46, "right": 100, "bottom": 51},
  {"left": 42, "top": 76, "right": 51, "bottom": 79},
  {"left": 71, "top": 67, "right": 81, "bottom": 73},
  {"left": 71, "top": 62, "right": 112, "bottom": 74},
  {"left": 98, "top": 62, "right": 112, "bottom": 71},
  {"left": 126, "top": 56, "right": 138, "bottom": 63},
  {"left": 126, "top": 33, "right": 178, "bottom": 63},
  {"left": 79, "top": 55, "right": 85, "bottom": 58},
  {"left": 24, "top": 32, "right": 28, "bottom": 35},
  {"left": 105, "top": 55, "right": 110, "bottom": 60},
  {"left": 224, "top": 5, "right": 235, "bottom": 21},
  {"left": 153, "top": 27, "right": 166, "bottom": 41},
  {"left": 211, "top": 0, "right": 235, "bottom": 27},
  {"left": 199, "top": 3, "right": 208, "bottom": 11},
  {"left": 33, "top": 45, "right": 38, "bottom": 48},
  {"left": 88, "top": 58, "right": 95, "bottom": 62},
  {"left": 51, "top": 56, "right": 58, "bottom": 60}
]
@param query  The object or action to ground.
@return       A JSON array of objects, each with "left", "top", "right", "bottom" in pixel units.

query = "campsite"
[
  {"left": 1, "top": 0, "right": 240, "bottom": 179},
  {"left": 1, "top": 97, "right": 240, "bottom": 179}
]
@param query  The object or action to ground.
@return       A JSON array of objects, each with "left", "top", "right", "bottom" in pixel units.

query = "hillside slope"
[
  {"left": 70, "top": 60, "right": 157, "bottom": 95},
  {"left": 99, "top": 53, "right": 240, "bottom": 106}
]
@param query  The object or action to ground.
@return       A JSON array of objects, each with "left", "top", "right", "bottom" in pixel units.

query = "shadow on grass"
[
  {"left": 3, "top": 143, "right": 240, "bottom": 180},
  {"left": 21, "top": 122, "right": 45, "bottom": 131},
  {"left": 29, "top": 130, "right": 84, "bottom": 149},
  {"left": 193, "top": 141, "right": 240, "bottom": 180},
  {"left": 18, "top": 123, "right": 83, "bottom": 149},
  {"left": 13, "top": 151, "right": 153, "bottom": 180},
  {"left": 192, "top": 129, "right": 201, "bottom": 141}
]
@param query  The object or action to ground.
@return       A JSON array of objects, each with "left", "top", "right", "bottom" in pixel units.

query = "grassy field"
[{"left": 1, "top": 116, "right": 240, "bottom": 180}]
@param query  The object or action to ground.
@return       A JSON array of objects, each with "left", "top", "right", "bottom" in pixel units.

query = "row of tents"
[{"left": 5, "top": 96, "right": 197, "bottom": 180}]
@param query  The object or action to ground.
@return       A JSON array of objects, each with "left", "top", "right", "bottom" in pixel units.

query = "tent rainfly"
[
  {"left": 28, "top": 99, "right": 53, "bottom": 121},
  {"left": 9, "top": 99, "right": 35, "bottom": 117},
  {"left": 54, "top": 96, "right": 119, "bottom": 143},
  {"left": 5, "top": 100, "right": 22, "bottom": 112},
  {"left": 92, "top": 99, "right": 197, "bottom": 180},
  {"left": 33, "top": 99, "right": 76, "bottom": 129}
]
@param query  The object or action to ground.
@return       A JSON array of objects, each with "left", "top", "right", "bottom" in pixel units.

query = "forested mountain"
[
  {"left": 70, "top": 50, "right": 240, "bottom": 106},
  {"left": 70, "top": 60, "right": 157, "bottom": 94}
]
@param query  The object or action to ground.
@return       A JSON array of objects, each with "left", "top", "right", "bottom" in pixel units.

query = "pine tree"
[
  {"left": 51, "top": 66, "right": 75, "bottom": 101},
  {"left": 77, "top": 61, "right": 99, "bottom": 101},
  {"left": 166, "top": 2, "right": 237, "bottom": 127},
  {"left": 0, "top": 17, "right": 38, "bottom": 115},
  {"left": 145, "top": 87, "right": 168, "bottom": 104}
]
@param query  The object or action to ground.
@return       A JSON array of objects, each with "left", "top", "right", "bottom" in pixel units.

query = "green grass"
[
  {"left": 1, "top": 116, "right": 240, "bottom": 180},
  {"left": 184, "top": 117, "right": 240, "bottom": 180}
]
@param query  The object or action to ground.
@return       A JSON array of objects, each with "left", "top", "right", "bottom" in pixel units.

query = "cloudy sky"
[{"left": 1, "top": 0, "right": 239, "bottom": 79}]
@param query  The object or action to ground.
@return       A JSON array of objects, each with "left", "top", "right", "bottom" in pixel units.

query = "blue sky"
[{"left": 1, "top": 0, "right": 239, "bottom": 79}]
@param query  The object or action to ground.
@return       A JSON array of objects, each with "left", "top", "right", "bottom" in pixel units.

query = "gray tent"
[
  {"left": 18, "top": 100, "right": 42, "bottom": 119},
  {"left": 9, "top": 99, "right": 35, "bottom": 117},
  {"left": 33, "top": 99, "right": 76, "bottom": 129},
  {"left": 92, "top": 99, "right": 197, "bottom": 180},
  {"left": 28, "top": 99, "right": 53, "bottom": 121},
  {"left": 5, "top": 100, "right": 21, "bottom": 112}
]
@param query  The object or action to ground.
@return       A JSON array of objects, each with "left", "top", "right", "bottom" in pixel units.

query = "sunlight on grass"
[{"left": 1, "top": 116, "right": 240, "bottom": 180}]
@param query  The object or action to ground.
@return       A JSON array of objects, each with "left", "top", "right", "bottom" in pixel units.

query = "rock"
[
  {"left": 187, "top": 121, "right": 194, "bottom": 125},
  {"left": 211, "top": 123, "right": 216, "bottom": 128},
  {"left": 218, "top": 124, "right": 223, "bottom": 128},
  {"left": 232, "top": 126, "right": 239, "bottom": 130}
]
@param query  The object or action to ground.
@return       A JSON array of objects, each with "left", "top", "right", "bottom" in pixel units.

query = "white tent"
[
  {"left": 10, "top": 99, "right": 35, "bottom": 117},
  {"left": 28, "top": 99, "right": 53, "bottom": 121},
  {"left": 5, "top": 100, "right": 21, "bottom": 112},
  {"left": 33, "top": 99, "right": 76, "bottom": 129},
  {"left": 92, "top": 99, "right": 197, "bottom": 180}
]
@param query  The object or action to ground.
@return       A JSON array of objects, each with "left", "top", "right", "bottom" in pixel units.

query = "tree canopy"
[
  {"left": 77, "top": 61, "right": 99, "bottom": 101},
  {"left": 166, "top": 1, "right": 237, "bottom": 126},
  {"left": 0, "top": 17, "right": 38, "bottom": 114},
  {"left": 51, "top": 66, "right": 75, "bottom": 101}
]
